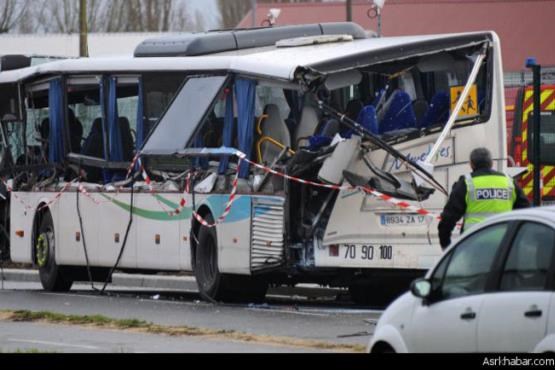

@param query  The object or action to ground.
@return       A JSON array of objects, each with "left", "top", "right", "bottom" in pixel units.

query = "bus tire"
[
  {"left": 194, "top": 214, "right": 232, "bottom": 301},
  {"left": 35, "top": 211, "right": 73, "bottom": 292},
  {"left": 194, "top": 214, "right": 268, "bottom": 303}
]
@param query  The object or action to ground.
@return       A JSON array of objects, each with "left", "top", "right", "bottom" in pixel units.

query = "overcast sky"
[{"left": 187, "top": 0, "right": 221, "bottom": 30}]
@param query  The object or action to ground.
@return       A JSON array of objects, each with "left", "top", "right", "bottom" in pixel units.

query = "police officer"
[{"left": 438, "top": 147, "right": 529, "bottom": 250}]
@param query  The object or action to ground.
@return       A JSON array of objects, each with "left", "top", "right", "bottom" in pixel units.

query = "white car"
[{"left": 369, "top": 207, "right": 555, "bottom": 353}]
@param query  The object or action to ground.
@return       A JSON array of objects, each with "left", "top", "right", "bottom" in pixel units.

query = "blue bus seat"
[
  {"left": 307, "top": 118, "right": 339, "bottom": 150},
  {"left": 357, "top": 105, "right": 379, "bottom": 134},
  {"left": 380, "top": 90, "right": 416, "bottom": 134},
  {"left": 418, "top": 91, "right": 449, "bottom": 129}
]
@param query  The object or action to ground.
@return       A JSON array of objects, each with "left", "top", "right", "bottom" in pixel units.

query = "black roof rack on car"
[{"left": 134, "top": 22, "right": 368, "bottom": 58}]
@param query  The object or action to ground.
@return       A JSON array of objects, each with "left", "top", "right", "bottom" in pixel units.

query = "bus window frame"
[
  {"left": 24, "top": 77, "right": 58, "bottom": 165},
  {"left": 64, "top": 75, "right": 105, "bottom": 164},
  {"left": 378, "top": 45, "right": 494, "bottom": 146},
  {"left": 142, "top": 72, "right": 230, "bottom": 156},
  {"left": 141, "top": 71, "right": 188, "bottom": 138},
  {"left": 64, "top": 74, "right": 141, "bottom": 170}
]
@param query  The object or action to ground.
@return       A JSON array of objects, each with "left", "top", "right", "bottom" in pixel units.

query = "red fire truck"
[{"left": 507, "top": 84, "right": 555, "bottom": 204}]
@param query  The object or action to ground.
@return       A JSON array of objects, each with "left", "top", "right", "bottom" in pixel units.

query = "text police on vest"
[{"left": 475, "top": 188, "right": 511, "bottom": 200}]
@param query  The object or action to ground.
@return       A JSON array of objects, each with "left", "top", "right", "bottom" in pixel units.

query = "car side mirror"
[{"left": 410, "top": 278, "right": 432, "bottom": 299}]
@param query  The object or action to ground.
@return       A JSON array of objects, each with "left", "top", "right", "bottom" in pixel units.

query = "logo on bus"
[{"left": 389, "top": 143, "right": 452, "bottom": 171}]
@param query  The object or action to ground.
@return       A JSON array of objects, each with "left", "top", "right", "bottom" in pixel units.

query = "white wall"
[{"left": 0, "top": 33, "right": 180, "bottom": 58}]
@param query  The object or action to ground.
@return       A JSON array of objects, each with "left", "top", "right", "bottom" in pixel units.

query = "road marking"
[
  {"left": 246, "top": 307, "right": 330, "bottom": 317},
  {"left": 300, "top": 308, "right": 383, "bottom": 315},
  {"left": 8, "top": 338, "right": 100, "bottom": 350}
]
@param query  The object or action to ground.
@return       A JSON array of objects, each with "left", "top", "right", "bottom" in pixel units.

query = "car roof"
[
  {"left": 0, "top": 31, "right": 494, "bottom": 84},
  {"left": 432, "top": 206, "right": 555, "bottom": 277},
  {"left": 443, "top": 206, "right": 555, "bottom": 253},
  {"left": 483, "top": 206, "right": 555, "bottom": 224}
]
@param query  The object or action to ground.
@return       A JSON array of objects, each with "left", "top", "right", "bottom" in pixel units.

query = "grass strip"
[{"left": 0, "top": 310, "right": 366, "bottom": 353}]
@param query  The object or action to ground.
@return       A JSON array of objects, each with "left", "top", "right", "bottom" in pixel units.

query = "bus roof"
[{"left": 0, "top": 31, "right": 494, "bottom": 84}]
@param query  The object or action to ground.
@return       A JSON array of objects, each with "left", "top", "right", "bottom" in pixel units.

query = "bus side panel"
[
  {"left": 9, "top": 192, "right": 65, "bottom": 264},
  {"left": 179, "top": 215, "right": 192, "bottom": 272},
  {"left": 134, "top": 193, "right": 180, "bottom": 270},
  {"left": 210, "top": 195, "right": 252, "bottom": 275},
  {"left": 91, "top": 192, "right": 136, "bottom": 268},
  {"left": 9, "top": 192, "right": 41, "bottom": 264},
  {"left": 57, "top": 192, "right": 100, "bottom": 266}
]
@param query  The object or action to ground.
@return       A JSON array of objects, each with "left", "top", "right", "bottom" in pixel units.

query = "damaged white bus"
[{"left": 0, "top": 23, "right": 507, "bottom": 305}]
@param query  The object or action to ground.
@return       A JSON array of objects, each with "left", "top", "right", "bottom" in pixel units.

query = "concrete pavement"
[{"left": 0, "top": 267, "right": 346, "bottom": 299}]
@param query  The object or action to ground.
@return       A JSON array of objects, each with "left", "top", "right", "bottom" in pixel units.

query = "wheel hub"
[{"left": 36, "top": 232, "right": 50, "bottom": 268}]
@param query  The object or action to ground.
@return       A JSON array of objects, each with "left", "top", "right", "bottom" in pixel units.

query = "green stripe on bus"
[{"left": 99, "top": 194, "right": 192, "bottom": 221}]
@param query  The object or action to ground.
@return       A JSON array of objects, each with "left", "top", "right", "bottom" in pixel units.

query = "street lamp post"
[
  {"left": 347, "top": 0, "right": 353, "bottom": 22},
  {"left": 251, "top": 0, "right": 257, "bottom": 28},
  {"left": 373, "top": 0, "right": 386, "bottom": 37},
  {"left": 79, "top": 0, "right": 88, "bottom": 57}
]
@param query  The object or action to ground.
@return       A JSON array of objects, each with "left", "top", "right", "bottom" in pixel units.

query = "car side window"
[
  {"left": 430, "top": 249, "right": 452, "bottom": 293},
  {"left": 440, "top": 223, "right": 508, "bottom": 300},
  {"left": 500, "top": 222, "right": 555, "bottom": 292}
]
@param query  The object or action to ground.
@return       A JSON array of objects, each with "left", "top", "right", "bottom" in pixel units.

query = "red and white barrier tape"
[
  {"left": 242, "top": 157, "right": 349, "bottom": 192},
  {"left": 135, "top": 150, "right": 445, "bottom": 227},
  {"left": 78, "top": 184, "right": 102, "bottom": 205},
  {"left": 2, "top": 149, "right": 448, "bottom": 229},
  {"left": 126, "top": 152, "right": 141, "bottom": 180},
  {"left": 2, "top": 180, "right": 32, "bottom": 211},
  {"left": 137, "top": 158, "right": 243, "bottom": 228},
  {"left": 192, "top": 163, "right": 241, "bottom": 229},
  {"left": 1, "top": 177, "right": 79, "bottom": 212},
  {"left": 36, "top": 179, "right": 80, "bottom": 212},
  {"left": 239, "top": 156, "right": 442, "bottom": 220}
]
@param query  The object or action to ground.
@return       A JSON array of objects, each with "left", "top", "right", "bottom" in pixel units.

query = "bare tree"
[
  {"left": 100, "top": 0, "right": 194, "bottom": 32},
  {"left": 32, "top": 0, "right": 101, "bottom": 33},
  {"left": 7, "top": 0, "right": 199, "bottom": 34},
  {"left": 0, "top": 0, "right": 29, "bottom": 33}
]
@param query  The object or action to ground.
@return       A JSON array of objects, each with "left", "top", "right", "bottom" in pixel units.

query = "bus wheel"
[
  {"left": 36, "top": 211, "right": 73, "bottom": 292},
  {"left": 194, "top": 214, "right": 231, "bottom": 301},
  {"left": 194, "top": 214, "right": 268, "bottom": 303}
]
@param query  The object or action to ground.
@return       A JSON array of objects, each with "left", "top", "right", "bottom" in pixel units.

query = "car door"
[
  {"left": 407, "top": 222, "right": 510, "bottom": 352},
  {"left": 477, "top": 221, "right": 555, "bottom": 352}
]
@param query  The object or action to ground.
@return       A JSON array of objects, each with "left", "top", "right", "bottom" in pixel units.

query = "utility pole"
[
  {"left": 79, "top": 0, "right": 89, "bottom": 57},
  {"left": 251, "top": 0, "right": 257, "bottom": 28},
  {"left": 527, "top": 57, "right": 542, "bottom": 206},
  {"left": 346, "top": 0, "right": 353, "bottom": 21}
]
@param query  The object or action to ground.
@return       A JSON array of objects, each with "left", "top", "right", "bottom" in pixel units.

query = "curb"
[
  {"left": 0, "top": 269, "right": 198, "bottom": 290},
  {"left": 0, "top": 269, "right": 343, "bottom": 298},
  {"left": 1, "top": 269, "right": 39, "bottom": 283}
]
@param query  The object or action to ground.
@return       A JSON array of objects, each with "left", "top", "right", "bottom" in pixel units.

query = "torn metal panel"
[{"left": 303, "top": 32, "right": 492, "bottom": 76}]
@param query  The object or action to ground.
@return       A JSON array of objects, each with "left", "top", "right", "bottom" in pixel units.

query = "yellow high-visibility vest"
[{"left": 464, "top": 174, "right": 516, "bottom": 229}]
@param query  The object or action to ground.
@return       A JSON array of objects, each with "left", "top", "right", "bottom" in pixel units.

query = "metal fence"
[{"left": 505, "top": 67, "right": 555, "bottom": 87}]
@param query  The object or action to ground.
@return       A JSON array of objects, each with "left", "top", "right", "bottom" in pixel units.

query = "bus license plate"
[
  {"left": 380, "top": 214, "right": 427, "bottom": 227},
  {"left": 342, "top": 244, "right": 393, "bottom": 261}
]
